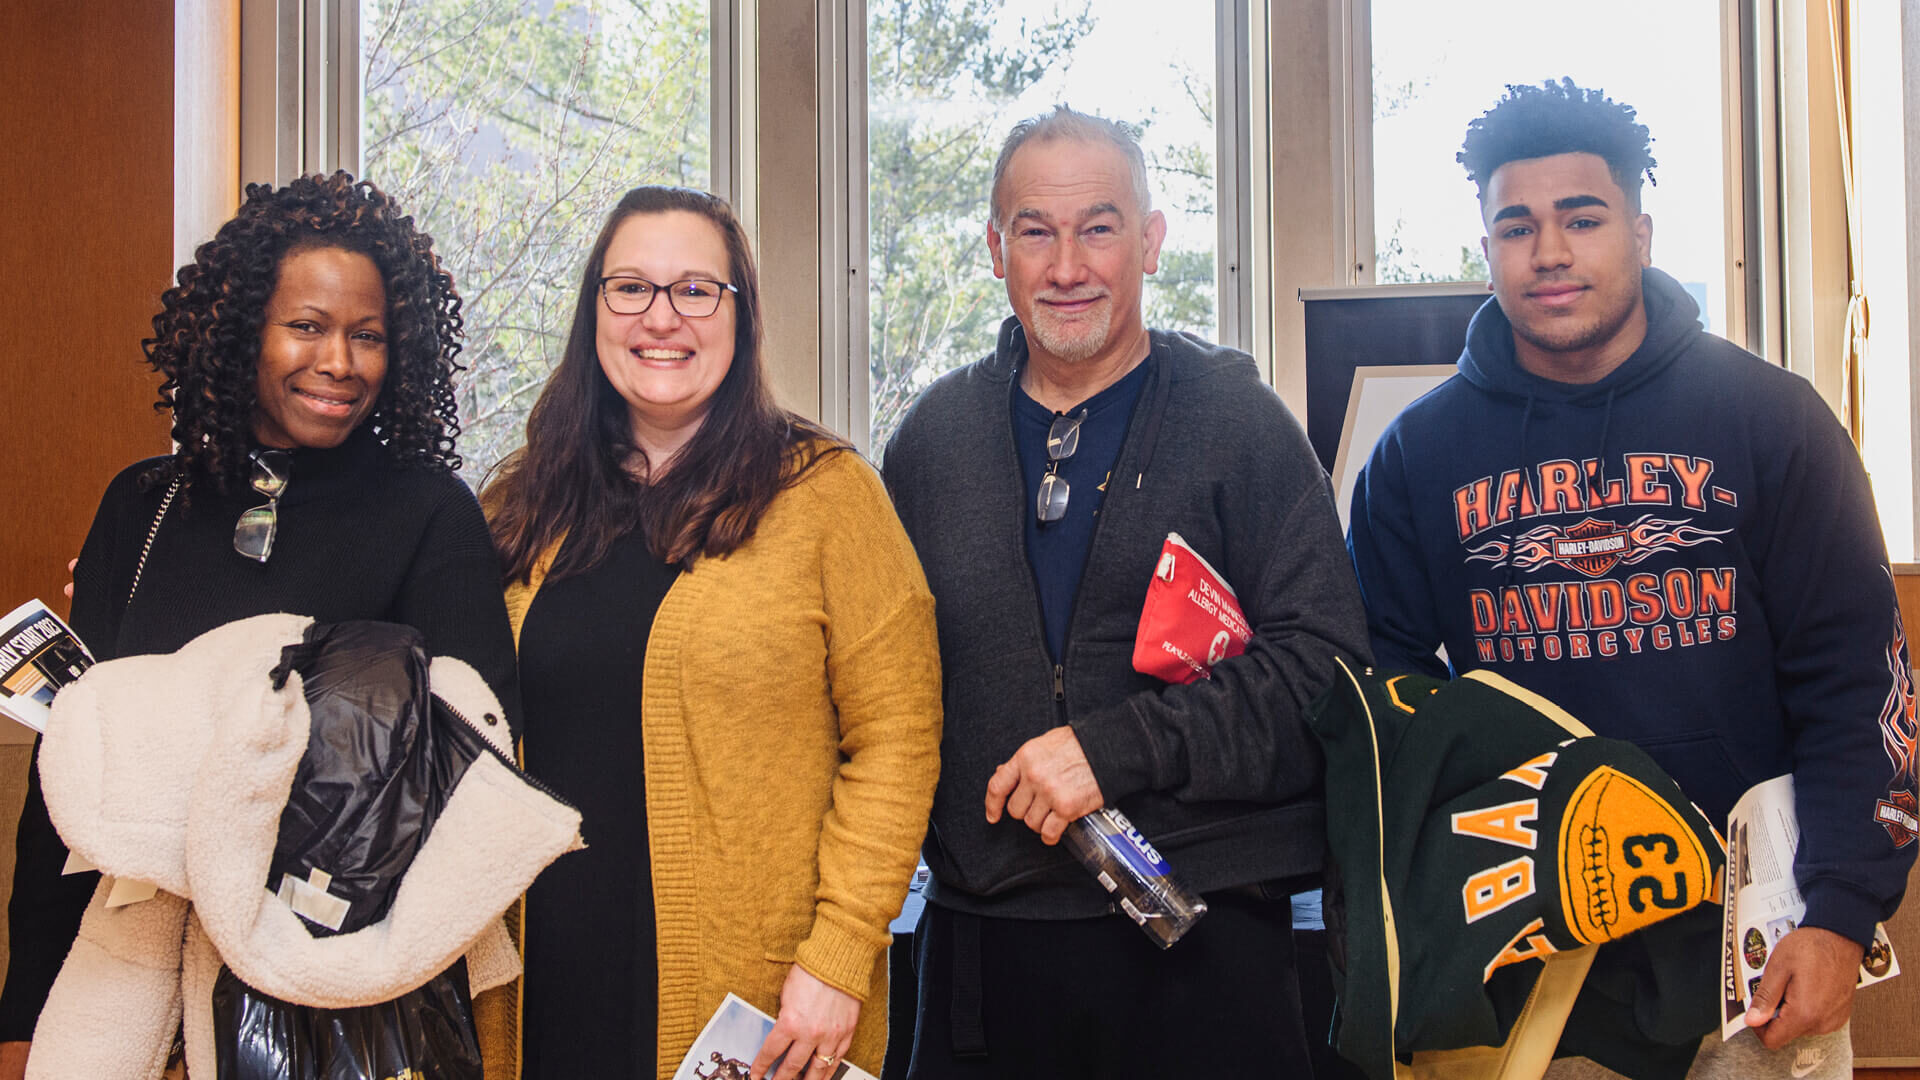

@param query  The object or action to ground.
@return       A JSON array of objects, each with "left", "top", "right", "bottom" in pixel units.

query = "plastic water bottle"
[{"left": 1063, "top": 807, "right": 1208, "bottom": 948}]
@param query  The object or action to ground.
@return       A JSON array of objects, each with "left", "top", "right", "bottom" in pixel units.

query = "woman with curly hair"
[
  {"left": 481, "top": 186, "right": 940, "bottom": 1079},
  {"left": 0, "top": 171, "right": 520, "bottom": 1073}
]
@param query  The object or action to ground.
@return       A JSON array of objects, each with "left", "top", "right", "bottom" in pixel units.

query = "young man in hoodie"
[
  {"left": 1347, "top": 80, "right": 1916, "bottom": 1078},
  {"left": 882, "top": 106, "right": 1370, "bottom": 1075}
]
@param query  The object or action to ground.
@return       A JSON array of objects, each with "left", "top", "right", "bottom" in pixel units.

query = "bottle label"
[{"left": 1096, "top": 809, "right": 1172, "bottom": 880}]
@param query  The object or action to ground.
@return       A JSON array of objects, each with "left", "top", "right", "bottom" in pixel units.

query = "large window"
[
  {"left": 360, "top": 0, "right": 713, "bottom": 479},
  {"left": 1368, "top": 0, "right": 1737, "bottom": 337},
  {"left": 1849, "top": 0, "right": 1914, "bottom": 560},
  {"left": 862, "top": 0, "right": 1227, "bottom": 450}
]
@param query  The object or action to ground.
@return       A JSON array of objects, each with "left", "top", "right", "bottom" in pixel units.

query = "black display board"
[{"left": 1300, "top": 286, "right": 1490, "bottom": 473}]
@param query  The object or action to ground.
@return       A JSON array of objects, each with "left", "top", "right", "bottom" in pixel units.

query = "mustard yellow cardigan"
[{"left": 500, "top": 449, "right": 941, "bottom": 1078}]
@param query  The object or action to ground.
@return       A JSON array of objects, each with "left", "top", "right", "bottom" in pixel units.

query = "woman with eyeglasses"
[
  {"left": 0, "top": 172, "right": 520, "bottom": 1077},
  {"left": 478, "top": 186, "right": 940, "bottom": 1080}
]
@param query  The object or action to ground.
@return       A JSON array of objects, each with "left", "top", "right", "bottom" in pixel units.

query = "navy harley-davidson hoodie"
[{"left": 1347, "top": 267, "right": 1917, "bottom": 946}]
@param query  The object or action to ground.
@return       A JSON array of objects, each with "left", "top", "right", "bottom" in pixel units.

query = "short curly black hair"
[
  {"left": 142, "top": 171, "right": 464, "bottom": 497},
  {"left": 1459, "top": 79, "right": 1657, "bottom": 209}
]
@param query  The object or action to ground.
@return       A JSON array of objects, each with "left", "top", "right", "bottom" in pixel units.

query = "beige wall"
[
  {"left": 1266, "top": 0, "right": 1351, "bottom": 412},
  {"left": 755, "top": 2, "right": 823, "bottom": 422},
  {"left": 174, "top": 0, "right": 240, "bottom": 268},
  {"left": 1775, "top": 0, "right": 1853, "bottom": 422}
]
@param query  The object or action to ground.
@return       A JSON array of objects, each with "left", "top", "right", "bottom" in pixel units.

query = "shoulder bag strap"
[{"left": 127, "top": 477, "right": 181, "bottom": 605}]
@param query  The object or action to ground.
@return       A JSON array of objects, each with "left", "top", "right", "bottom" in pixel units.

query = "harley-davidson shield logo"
[
  {"left": 1464, "top": 514, "right": 1734, "bottom": 574},
  {"left": 1550, "top": 518, "right": 1630, "bottom": 578}
]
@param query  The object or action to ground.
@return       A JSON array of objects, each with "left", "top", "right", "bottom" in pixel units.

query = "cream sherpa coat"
[{"left": 27, "top": 613, "right": 582, "bottom": 1079}]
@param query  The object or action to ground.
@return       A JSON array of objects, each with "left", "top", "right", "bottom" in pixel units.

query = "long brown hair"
[{"left": 483, "top": 186, "right": 842, "bottom": 581}]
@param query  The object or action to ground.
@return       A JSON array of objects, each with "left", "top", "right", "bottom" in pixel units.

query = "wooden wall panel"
[
  {"left": 1856, "top": 570, "right": 1920, "bottom": 1065},
  {"left": 0, "top": 0, "right": 175, "bottom": 610},
  {"left": 0, "top": 0, "right": 175, "bottom": 984}
]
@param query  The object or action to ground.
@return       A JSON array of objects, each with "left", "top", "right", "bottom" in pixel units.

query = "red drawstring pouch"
[{"left": 1131, "top": 532, "right": 1252, "bottom": 684}]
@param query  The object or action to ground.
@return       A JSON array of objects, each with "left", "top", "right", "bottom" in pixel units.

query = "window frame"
[
  {"left": 245, "top": 1, "right": 1794, "bottom": 446},
  {"left": 823, "top": 0, "right": 1264, "bottom": 453},
  {"left": 240, "top": 0, "right": 748, "bottom": 211},
  {"left": 818, "top": 0, "right": 864, "bottom": 444},
  {"left": 240, "top": 0, "right": 749, "bottom": 482},
  {"left": 1342, "top": 0, "right": 1773, "bottom": 357}
]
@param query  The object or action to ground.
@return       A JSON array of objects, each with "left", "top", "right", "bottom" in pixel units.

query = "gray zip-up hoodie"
[{"left": 882, "top": 317, "right": 1371, "bottom": 918}]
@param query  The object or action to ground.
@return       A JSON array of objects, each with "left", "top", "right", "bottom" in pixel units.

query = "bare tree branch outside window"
[
  {"left": 365, "top": 0, "right": 1218, "bottom": 467},
  {"left": 865, "top": 0, "right": 1220, "bottom": 453},
  {"left": 362, "top": 0, "right": 711, "bottom": 482}
]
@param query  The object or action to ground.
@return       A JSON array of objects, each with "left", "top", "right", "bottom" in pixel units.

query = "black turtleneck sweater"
[{"left": 0, "top": 428, "right": 519, "bottom": 1040}]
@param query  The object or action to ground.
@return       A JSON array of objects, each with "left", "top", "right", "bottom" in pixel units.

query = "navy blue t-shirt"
[{"left": 1014, "top": 358, "right": 1151, "bottom": 661}]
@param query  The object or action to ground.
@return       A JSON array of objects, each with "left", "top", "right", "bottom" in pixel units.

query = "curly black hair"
[
  {"left": 1459, "top": 79, "right": 1657, "bottom": 209},
  {"left": 141, "top": 171, "right": 464, "bottom": 497}
]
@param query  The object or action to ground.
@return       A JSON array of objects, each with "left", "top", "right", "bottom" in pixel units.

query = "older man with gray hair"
[{"left": 881, "top": 105, "right": 1370, "bottom": 1075}]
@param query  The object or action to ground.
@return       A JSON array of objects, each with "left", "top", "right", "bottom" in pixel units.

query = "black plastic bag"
[
  {"left": 212, "top": 621, "right": 501, "bottom": 1078},
  {"left": 211, "top": 959, "right": 482, "bottom": 1080}
]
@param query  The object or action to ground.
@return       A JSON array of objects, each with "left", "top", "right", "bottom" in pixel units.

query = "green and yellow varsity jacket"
[{"left": 1311, "top": 659, "right": 1726, "bottom": 1080}]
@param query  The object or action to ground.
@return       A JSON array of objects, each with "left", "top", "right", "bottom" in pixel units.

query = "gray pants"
[{"left": 1544, "top": 1024, "right": 1850, "bottom": 1080}]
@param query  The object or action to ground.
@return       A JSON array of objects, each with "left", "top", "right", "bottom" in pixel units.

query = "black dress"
[{"left": 518, "top": 527, "right": 681, "bottom": 1078}]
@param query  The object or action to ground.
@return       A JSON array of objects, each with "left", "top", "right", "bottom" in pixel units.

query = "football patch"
[{"left": 1558, "top": 766, "right": 1713, "bottom": 945}]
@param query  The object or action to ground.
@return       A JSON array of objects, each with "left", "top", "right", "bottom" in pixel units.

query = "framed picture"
[{"left": 1329, "top": 365, "right": 1456, "bottom": 532}]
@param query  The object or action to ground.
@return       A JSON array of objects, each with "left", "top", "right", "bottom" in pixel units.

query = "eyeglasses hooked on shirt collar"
[{"left": 1035, "top": 409, "right": 1087, "bottom": 527}]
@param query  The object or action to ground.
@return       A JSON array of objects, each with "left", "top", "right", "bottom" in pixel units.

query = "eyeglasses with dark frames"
[
  {"left": 234, "top": 449, "right": 291, "bottom": 563},
  {"left": 1035, "top": 409, "right": 1087, "bottom": 527},
  {"left": 599, "top": 276, "right": 739, "bottom": 318}
]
